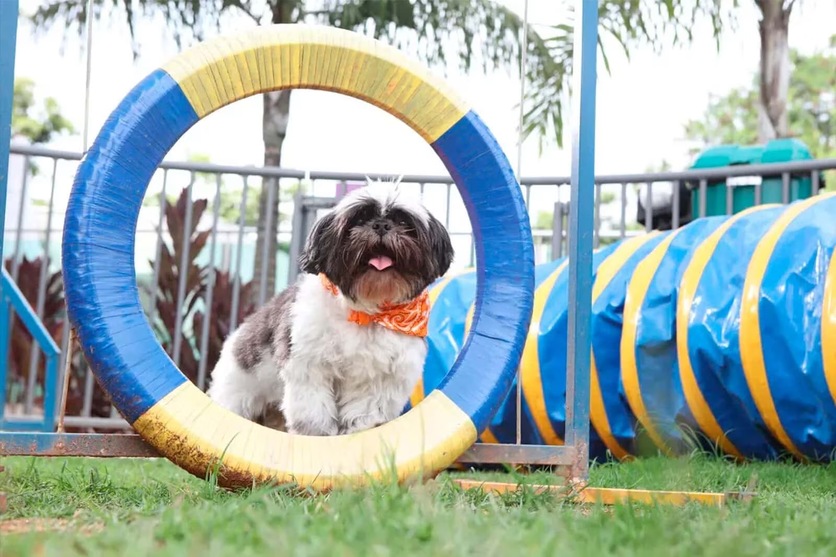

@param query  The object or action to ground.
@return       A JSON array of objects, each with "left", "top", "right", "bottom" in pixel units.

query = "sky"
[{"left": 9, "top": 0, "right": 836, "bottom": 262}]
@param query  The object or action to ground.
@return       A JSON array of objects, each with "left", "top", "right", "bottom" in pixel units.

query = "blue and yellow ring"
[{"left": 62, "top": 25, "right": 534, "bottom": 490}]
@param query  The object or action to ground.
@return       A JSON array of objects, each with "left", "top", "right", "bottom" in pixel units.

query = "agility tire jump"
[{"left": 62, "top": 25, "right": 534, "bottom": 490}]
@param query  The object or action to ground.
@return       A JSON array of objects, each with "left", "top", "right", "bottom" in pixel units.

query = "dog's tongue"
[{"left": 369, "top": 256, "right": 393, "bottom": 271}]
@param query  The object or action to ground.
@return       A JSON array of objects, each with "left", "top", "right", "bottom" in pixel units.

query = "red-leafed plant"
[
  {"left": 147, "top": 187, "right": 257, "bottom": 389},
  {"left": 192, "top": 270, "right": 256, "bottom": 380},
  {"left": 146, "top": 188, "right": 209, "bottom": 384}
]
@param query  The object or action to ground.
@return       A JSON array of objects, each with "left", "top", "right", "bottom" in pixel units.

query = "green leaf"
[{"left": 11, "top": 77, "right": 75, "bottom": 144}]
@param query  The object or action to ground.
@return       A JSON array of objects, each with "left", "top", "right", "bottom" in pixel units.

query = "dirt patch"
[{"left": 0, "top": 518, "right": 103, "bottom": 536}]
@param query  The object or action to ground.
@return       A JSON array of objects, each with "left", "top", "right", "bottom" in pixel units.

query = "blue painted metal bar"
[
  {"left": 0, "top": 0, "right": 20, "bottom": 429},
  {"left": 0, "top": 269, "right": 60, "bottom": 431},
  {"left": 0, "top": 0, "right": 18, "bottom": 260},
  {"left": 42, "top": 352, "right": 58, "bottom": 431},
  {"left": 0, "top": 432, "right": 162, "bottom": 457},
  {"left": 0, "top": 431, "right": 579, "bottom": 466},
  {"left": 1, "top": 419, "right": 57, "bottom": 432},
  {"left": 564, "top": 0, "right": 599, "bottom": 481},
  {"left": 0, "top": 295, "right": 8, "bottom": 424},
  {"left": 1, "top": 269, "right": 60, "bottom": 359}
]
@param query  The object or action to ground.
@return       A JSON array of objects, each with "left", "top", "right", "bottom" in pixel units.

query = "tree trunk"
[
  {"left": 253, "top": 89, "right": 291, "bottom": 300},
  {"left": 253, "top": 2, "right": 292, "bottom": 300},
  {"left": 757, "top": 0, "right": 792, "bottom": 142}
]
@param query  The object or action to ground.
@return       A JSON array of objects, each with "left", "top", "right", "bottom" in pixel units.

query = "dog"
[{"left": 207, "top": 179, "right": 454, "bottom": 436}]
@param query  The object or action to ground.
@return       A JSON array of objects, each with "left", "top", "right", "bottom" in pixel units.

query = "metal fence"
[{"left": 2, "top": 143, "right": 835, "bottom": 432}]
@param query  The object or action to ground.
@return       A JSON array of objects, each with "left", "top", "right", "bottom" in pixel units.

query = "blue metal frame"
[
  {"left": 0, "top": 0, "right": 601, "bottom": 479},
  {"left": 0, "top": 4, "right": 61, "bottom": 433},
  {"left": 564, "top": 0, "right": 598, "bottom": 478},
  {"left": 0, "top": 0, "right": 17, "bottom": 259},
  {"left": 0, "top": 269, "right": 60, "bottom": 431}
]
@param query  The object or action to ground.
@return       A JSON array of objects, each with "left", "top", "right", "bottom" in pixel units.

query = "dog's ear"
[
  {"left": 298, "top": 211, "right": 338, "bottom": 275},
  {"left": 427, "top": 213, "right": 454, "bottom": 277}
]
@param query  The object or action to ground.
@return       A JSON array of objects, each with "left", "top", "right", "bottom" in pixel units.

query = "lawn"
[{"left": 2, "top": 454, "right": 836, "bottom": 556}]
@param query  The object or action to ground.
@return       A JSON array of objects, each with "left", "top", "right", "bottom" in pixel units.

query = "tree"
[
  {"left": 30, "top": 0, "right": 729, "bottom": 297},
  {"left": 618, "top": 1, "right": 805, "bottom": 143},
  {"left": 12, "top": 77, "right": 74, "bottom": 144},
  {"left": 684, "top": 88, "right": 760, "bottom": 150},
  {"left": 685, "top": 43, "right": 836, "bottom": 160},
  {"left": 756, "top": 0, "right": 794, "bottom": 141}
]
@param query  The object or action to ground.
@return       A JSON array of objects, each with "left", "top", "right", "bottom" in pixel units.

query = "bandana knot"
[{"left": 319, "top": 274, "right": 429, "bottom": 337}]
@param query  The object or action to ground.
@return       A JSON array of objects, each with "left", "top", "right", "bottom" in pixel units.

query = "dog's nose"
[{"left": 371, "top": 220, "right": 392, "bottom": 235}]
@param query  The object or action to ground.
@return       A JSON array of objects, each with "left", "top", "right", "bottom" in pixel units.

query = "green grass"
[{"left": 2, "top": 455, "right": 836, "bottom": 556}]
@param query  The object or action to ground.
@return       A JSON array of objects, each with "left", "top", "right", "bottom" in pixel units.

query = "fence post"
[
  {"left": 0, "top": 294, "right": 8, "bottom": 427},
  {"left": 0, "top": 1, "right": 20, "bottom": 426},
  {"left": 287, "top": 191, "right": 306, "bottom": 284},
  {"left": 0, "top": 0, "right": 18, "bottom": 261},
  {"left": 551, "top": 201, "right": 565, "bottom": 260},
  {"left": 564, "top": 0, "right": 598, "bottom": 483}
]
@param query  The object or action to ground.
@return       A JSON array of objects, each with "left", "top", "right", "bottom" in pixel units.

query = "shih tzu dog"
[{"left": 207, "top": 179, "right": 454, "bottom": 436}]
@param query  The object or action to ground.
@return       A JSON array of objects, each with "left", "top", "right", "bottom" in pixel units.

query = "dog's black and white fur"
[{"left": 207, "top": 180, "right": 454, "bottom": 436}]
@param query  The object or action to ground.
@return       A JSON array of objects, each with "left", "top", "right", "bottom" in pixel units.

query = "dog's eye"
[
  {"left": 354, "top": 206, "right": 377, "bottom": 225},
  {"left": 389, "top": 210, "right": 411, "bottom": 227}
]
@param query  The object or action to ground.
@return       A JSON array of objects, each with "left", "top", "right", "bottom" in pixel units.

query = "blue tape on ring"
[
  {"left": 431, "top": 110, "right": 535, "bottom": 432},
  {"left": 419, "top": 260, "right": 557, "bottom": 443},
  {"left": 63, "top": 70, "right": 197, "bottom": 423}
]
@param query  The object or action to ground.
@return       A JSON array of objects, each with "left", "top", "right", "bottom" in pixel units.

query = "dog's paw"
[
  {"left": 288, "top": 419, "right": 339, "bottom": 437},
  {"left": 339, "top": 414, "right": 385, "bottom": 436}
]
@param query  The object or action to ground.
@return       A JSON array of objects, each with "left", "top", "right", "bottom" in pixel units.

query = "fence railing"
[{"left": 3, "top": 142, "right": 835, "bottom": 431}]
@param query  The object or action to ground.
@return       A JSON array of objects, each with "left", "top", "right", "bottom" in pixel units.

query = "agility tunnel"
[{"left": 413, "top": 193, "right": 836, "bottom": 462}]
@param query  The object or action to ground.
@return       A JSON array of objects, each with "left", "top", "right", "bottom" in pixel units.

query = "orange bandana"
[{"left": 319, "top": 274, "right": 429, "bottom": 337}]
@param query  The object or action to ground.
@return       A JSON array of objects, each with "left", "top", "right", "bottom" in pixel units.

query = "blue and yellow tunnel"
[{"left": 413, "top": 192, "right": 836, "bottom": 462}]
